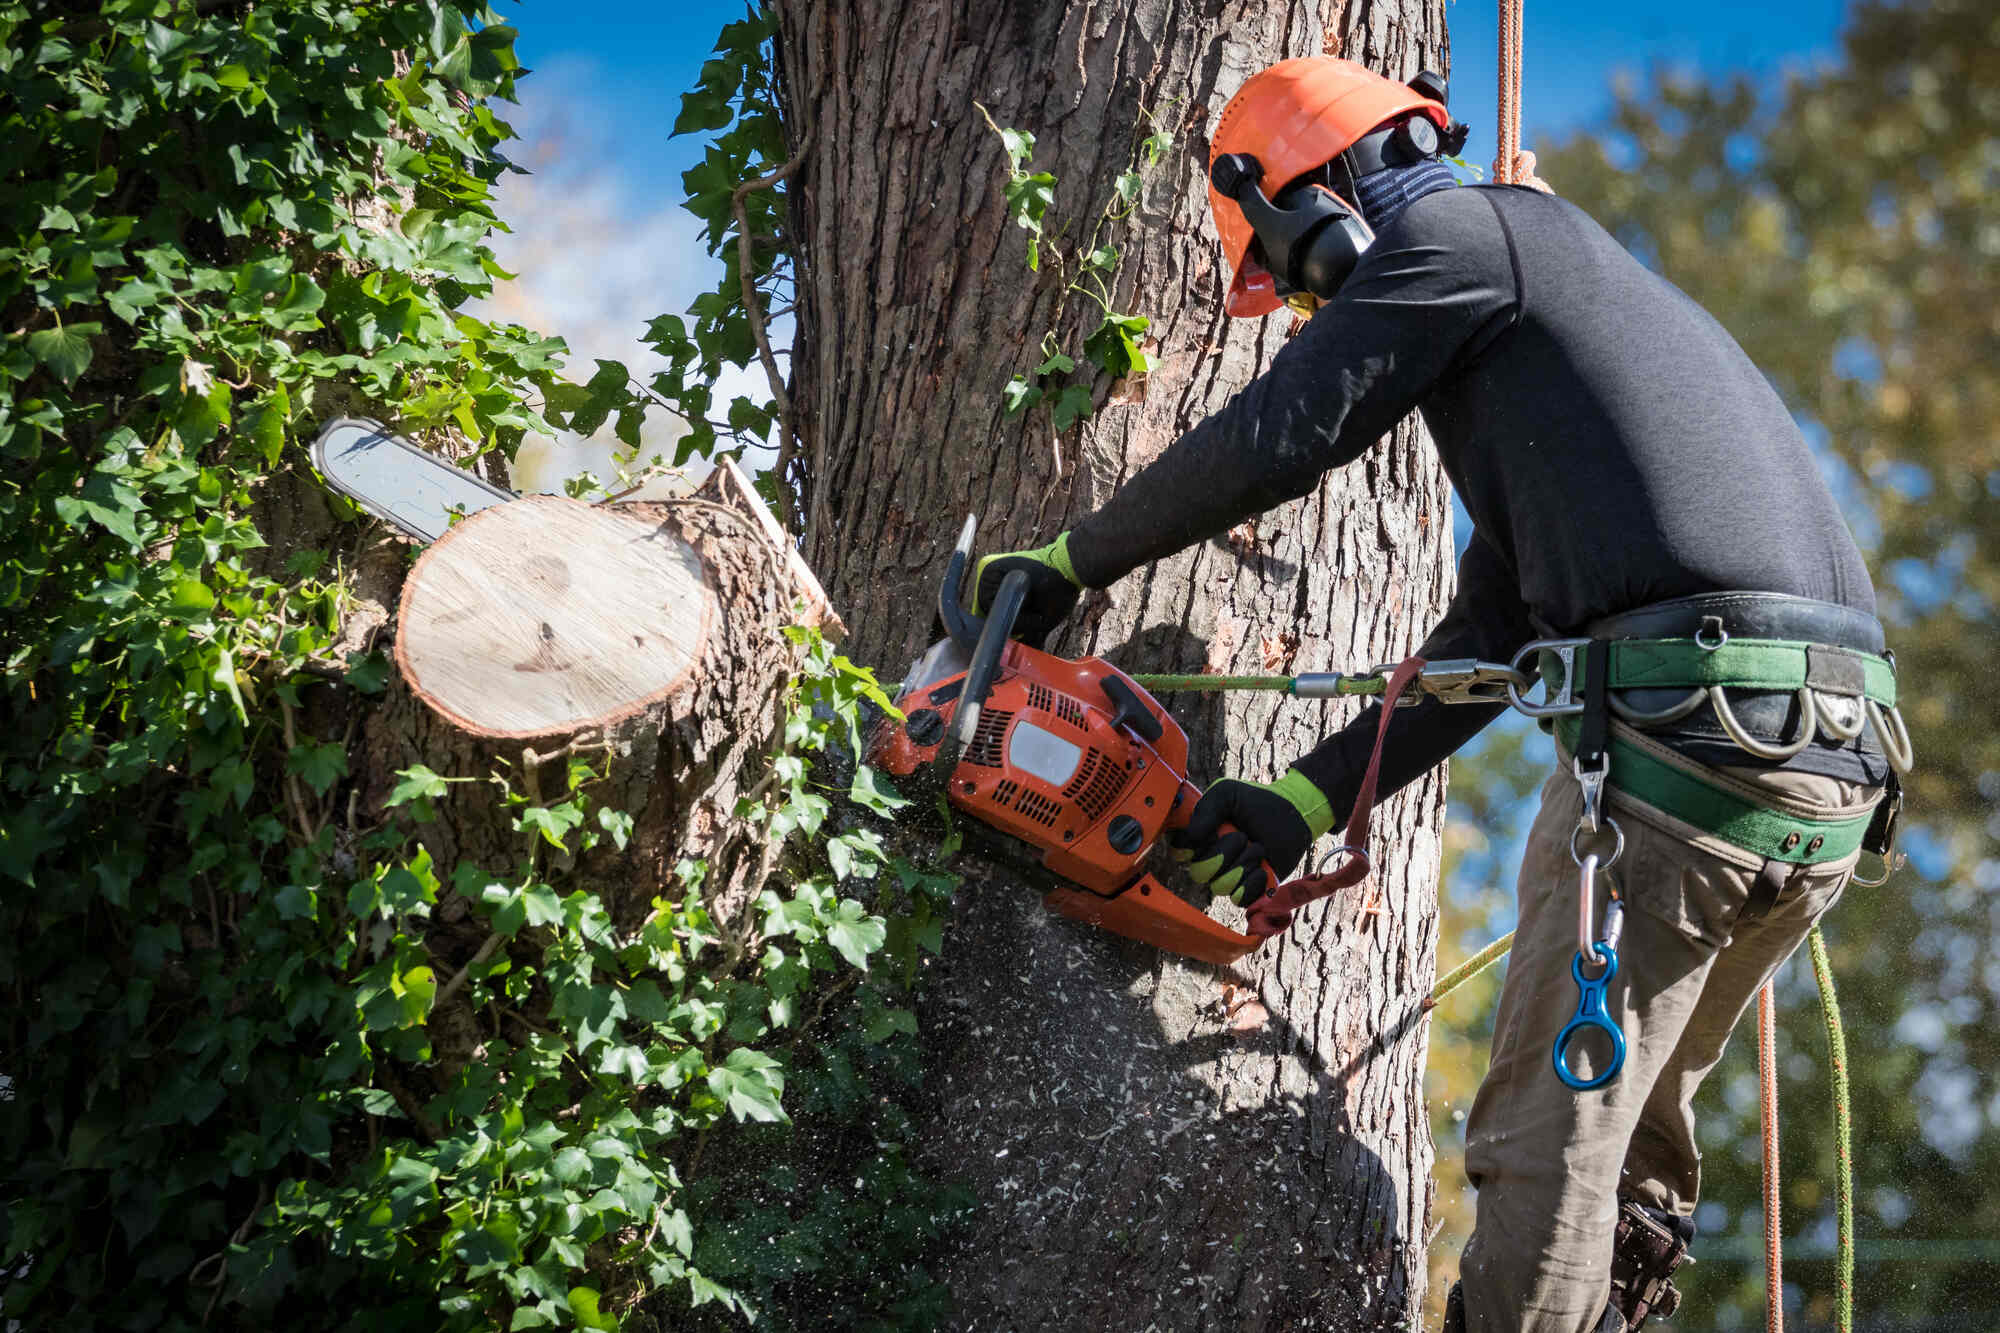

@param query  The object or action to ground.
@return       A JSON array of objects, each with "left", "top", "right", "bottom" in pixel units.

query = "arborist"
[{"left": 972, "top": 57, "right": 1905, "bottom": 1333}]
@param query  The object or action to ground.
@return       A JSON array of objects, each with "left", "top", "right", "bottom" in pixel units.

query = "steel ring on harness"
[
  {"left": 1709, "top": 684, "right": 1819, "bottom": 761},
  {"left": 1608, "top": 686, "right": 1707, "bottom": 727},
  {"left": 1815, "top": 690, "right": 1867, "bottom": 742},
  {"left": 1570, "top": 816, "right": 1625, "bottom": 872},
  {"left": 1849, "top": 853, "right": 1903, "bottom": 888},
  {"left": 1864, "top": 698, "right": 1916, "bottom": 775},
  {"left": 1322, "top": 844, "right": 1372, "bottom": 877}
]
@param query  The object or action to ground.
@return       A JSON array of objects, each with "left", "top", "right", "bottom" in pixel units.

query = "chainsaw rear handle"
[
  {"left": 1168, "top": 781, "right": 1280, "bottom": 912},
  {"left": 938, "top": 567, "right": 1027, "bottom": 772}
]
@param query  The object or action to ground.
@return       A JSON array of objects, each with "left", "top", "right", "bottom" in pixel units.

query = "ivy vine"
[
  {"left": 0, "top": 3, "right": 958, "bottom": 1330},
  {"left": 982, "top": 105, "right": 1176, "bottom": 434}
]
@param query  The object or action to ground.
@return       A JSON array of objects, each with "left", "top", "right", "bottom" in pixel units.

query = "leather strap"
[{"left": 1246, "top": 656, "right": 1425, "bottom": 938}]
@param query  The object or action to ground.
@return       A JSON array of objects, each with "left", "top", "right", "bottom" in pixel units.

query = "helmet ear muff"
[{"left": 1211, "top": 153, "right": 1374, "bottom": 304}]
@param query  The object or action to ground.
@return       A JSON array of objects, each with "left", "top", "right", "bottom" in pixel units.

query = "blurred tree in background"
[{"left": 1429, "top": 0, "right": 1998, "bottom": 1326}]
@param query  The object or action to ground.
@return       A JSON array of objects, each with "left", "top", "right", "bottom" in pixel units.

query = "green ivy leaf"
[
  {"left": 847, "top": 766, "right": 908, "bottom": 816},
  {"left": 566, "top": 1287, "right": 617, "bottom": 1331},
  {"left": 517, "top": 804, "right": 585, "bottom": 851},
  {"left": 166, "top": 577, "right": 215, "bottom": 618},
  {"left": 345, "top": 651, "right": 392, "bottom": 695},
  {"left": 28, "top": 324, "right": 99, "bottom": 386},
  {"left": 1050, "top": 383, "right": 1095, "bottom": 432},
  {"left": 287, "top": 740, "right": 348, "bottom": 796},
  {"left": 825, "top": 899, "right": 887, "bottom": 970},
  {"left": 386, "top": 765, "right": 450, "bottom": 808},
  {"left": 707, "top": 1047, "right": 788, "bottom": 1124},
  {"left": 1001, "top": 375, "right": 1043, "bottom": 416}
]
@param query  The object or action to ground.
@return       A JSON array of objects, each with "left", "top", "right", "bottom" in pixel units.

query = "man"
[{"left": 973, "top": 57, "right": 1901, "bottom": 1333}]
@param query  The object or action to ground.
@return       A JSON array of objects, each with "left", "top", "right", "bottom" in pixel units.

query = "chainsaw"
[{"left": 867, "top": 516, "right": 1282, "bottom": 966}]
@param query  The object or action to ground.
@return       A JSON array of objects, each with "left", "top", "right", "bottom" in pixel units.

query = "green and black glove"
[
  {"left": 972, "top": 531, "right": 1084, "bottom": 649},
  {"left": 1169, "top": 769, "right": 1337, "bottom": 905}
]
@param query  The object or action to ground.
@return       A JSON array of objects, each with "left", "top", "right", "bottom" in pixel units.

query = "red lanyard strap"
[{"left": 1246, "top": 656, "right": 1426, "bottom": 938}]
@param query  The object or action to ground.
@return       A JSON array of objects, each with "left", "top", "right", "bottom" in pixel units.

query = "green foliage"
[
  {"left": 638, "top": 6, "right": 794, "bottom": 482},
  {"left": 0, "top": 3, "right": 961, "bottom": 1329},
  {"left": 979, "top": 103, "right": 1175, "bottom": 434}
]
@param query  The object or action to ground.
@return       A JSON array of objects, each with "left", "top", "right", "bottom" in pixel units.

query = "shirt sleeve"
[
  {"left": 1290, "top": 529, "right": 1538, "bottom": 821},
  {"left": 1066, "top": 189, "right": 1518, "bottom": 588}
]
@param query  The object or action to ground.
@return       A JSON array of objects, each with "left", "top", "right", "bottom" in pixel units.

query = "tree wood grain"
[{"left": 778, "top": 1, "right": 1455, "bottom": 1327}]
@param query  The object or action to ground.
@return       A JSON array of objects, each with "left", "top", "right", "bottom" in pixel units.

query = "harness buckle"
[
  {"left": 1420, "top": 658, "right": 1532, "bottom": 705},
  {"left": 1507, "top": 638, "right": 1593, "bottom": 717}
]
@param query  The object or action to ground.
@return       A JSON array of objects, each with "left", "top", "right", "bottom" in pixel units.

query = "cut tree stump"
[
  {"left": 395, "top": 495, "right": 718, "bottom": 740},
  {"left": 365, "top": 490, "right": 834, "bottom": 940}
]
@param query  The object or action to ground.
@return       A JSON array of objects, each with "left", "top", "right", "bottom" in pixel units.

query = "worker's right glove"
[
  {"left": 972, "top": 531, "right": 1083, "bottom": 649},
  {"left": 1169, "top": 768, "right": 1337, "bottom": 905}
]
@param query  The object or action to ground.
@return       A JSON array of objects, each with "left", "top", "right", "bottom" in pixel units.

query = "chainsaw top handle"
[
  {"left": 938, "top": 512, "right": 986, "bottom": 653},
  {"left": 935, "top": 560, "right": 1028, "bottom": 773}
]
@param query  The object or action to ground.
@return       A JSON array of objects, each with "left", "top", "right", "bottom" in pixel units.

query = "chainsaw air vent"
[
  {"left": 1011, "top": 787, "right": 1063, "bottom": 827},
  {"left": 993, "top": 779, "right": 1020, "bottom": 806},
  {"left": 1026, "top": 682, "right": 1089, "bottom": 731},
  {"left": 964, "top": 708, "right": 1014, "bottom": 767},
  {"left": 1062, "top": 747, "right": 1131, "bottom": 821}
]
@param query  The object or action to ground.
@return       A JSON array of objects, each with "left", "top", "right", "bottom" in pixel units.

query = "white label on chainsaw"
[{"left": 1007, "top": 721, "right": 1082, "bottom": 789}]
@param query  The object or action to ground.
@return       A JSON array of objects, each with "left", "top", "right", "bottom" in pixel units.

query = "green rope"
[
  {"left": 1130, "top": 672, "right": 1387, "bottom": 697},
  {"left": 1808, "top": 925, "right": 1854, "bottom": 1333},
  {"left": 1426, "top": 931, "right": 1515, "bottom": 1009},
  {"left": 1417, "top": 923, "right": 1854, "bottom": 1332},
  {"left": 1132, "top": 673, "right": 1296, "bottom": 693}
]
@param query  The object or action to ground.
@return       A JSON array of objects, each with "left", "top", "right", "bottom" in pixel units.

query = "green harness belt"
[{"left": 1542, "top": 637, "right": 1897, "bottom": 867}]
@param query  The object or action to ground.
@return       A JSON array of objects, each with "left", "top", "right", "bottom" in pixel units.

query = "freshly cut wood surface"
[{"left": 395, "top": 495, "right": 714, "bottom": 739}]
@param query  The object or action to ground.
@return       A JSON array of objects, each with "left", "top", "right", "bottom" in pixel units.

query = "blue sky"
[
  {"left": 481, "top": 0, "right": 1850, "bottom": 492},
  {"left": 498, "top": 0, "right": 1849, "bottom": 216}
]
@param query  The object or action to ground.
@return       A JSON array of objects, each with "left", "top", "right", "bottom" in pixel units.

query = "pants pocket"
[{"left": 1613, "top": 828, "right": 1748, "bottom": 950}]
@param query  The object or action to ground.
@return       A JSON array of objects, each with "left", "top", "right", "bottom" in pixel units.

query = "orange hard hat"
[{"left": 1208, "top": 58, "right": 1449, "bottom": 317}]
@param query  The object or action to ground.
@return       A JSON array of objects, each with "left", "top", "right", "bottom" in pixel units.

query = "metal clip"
[
  {"left": 1573, "top": 754, "right": 1610, "bottom": 834},
  {"left": 1363, "top": 663, "right": 1427, "bottom": 708},
  {"left": 1506, "top": 638, "right": 1593, "bottom": 717},
  {"left": 1419, "top": 658, "right": 1533, "bottom": 705}
]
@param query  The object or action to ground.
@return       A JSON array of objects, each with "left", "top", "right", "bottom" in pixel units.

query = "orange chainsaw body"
[{"left": 870, "top": 637, "right": 1262, "bottom": 966}]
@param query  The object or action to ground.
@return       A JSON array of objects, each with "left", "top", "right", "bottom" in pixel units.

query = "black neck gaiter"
[{"left": 1352, "top": 159, "right": 1458, "bottom": 230}]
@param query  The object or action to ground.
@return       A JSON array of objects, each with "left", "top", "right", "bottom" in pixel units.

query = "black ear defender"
[
  {"left": 1210, "top": 152, "right": 1375, "bottom": 302},
  {"left": 1407, "top": 69, "right": 1471, "bottom": 158}
]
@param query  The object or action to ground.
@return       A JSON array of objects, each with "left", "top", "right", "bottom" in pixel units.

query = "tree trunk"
[{"left": 778, "top": 2, "right": 1453, "bottom": 1328}]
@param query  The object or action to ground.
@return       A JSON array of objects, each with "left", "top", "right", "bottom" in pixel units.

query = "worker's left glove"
[
  {"left": 972, "top": 532, "right": 1083, "bottom": 649},
  {"left": 1169, "top": 769, "right": 1337, "bottom": 905}
]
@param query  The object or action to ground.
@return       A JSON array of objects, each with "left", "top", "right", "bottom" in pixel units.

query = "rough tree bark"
[{"left": 777, "top": 1, "right": 1455, "bottom": 1328}]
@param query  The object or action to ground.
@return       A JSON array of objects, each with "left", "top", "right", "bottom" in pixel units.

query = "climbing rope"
[
  {"left": 1492, "top": 0, "right": 1553, "bottom": 191},
  {"left": 1495, "top": 0, "right": 1523, "bottom": 183},
  {"left": 1759, "top": 981, "right": 1785, "bottom": 1332},
  {"left": 1426, "top": 929, "right": 1515, "bottom": 1009},
  {"left": 1423, "top": 922, "right": 1857, "bottom": 1331},
  {"left": 1809, "top": 926, "right": 1855, "bottom": 1333}
]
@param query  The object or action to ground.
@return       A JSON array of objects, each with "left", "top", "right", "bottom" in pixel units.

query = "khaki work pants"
[{"left": 1459, "top": 724, "right": 1880, "bottom": 1333}]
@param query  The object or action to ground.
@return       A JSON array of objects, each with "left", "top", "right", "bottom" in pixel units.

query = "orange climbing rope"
[
  {"left": 1495, "top": 0, "right": 1522, "bottom": 182},
  {"left": 1493, "top": 0, "right": 1551, "bottom": 191}
]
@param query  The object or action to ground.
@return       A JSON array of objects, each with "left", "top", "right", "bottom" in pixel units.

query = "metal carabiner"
[
  {"left": 1419, "top": 658, "right": 1533, "bottom": 705},
  {"left": 1506, "top": 638, "right": 1593, "bottom": 717},
  {"left": 1555, "top": 854, "right": 1627, "bottom": 1091}
]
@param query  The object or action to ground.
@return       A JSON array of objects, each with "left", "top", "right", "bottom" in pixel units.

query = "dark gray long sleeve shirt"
[{"left": 1066, "top": 184, "right": 1878, "bottom": 816}]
